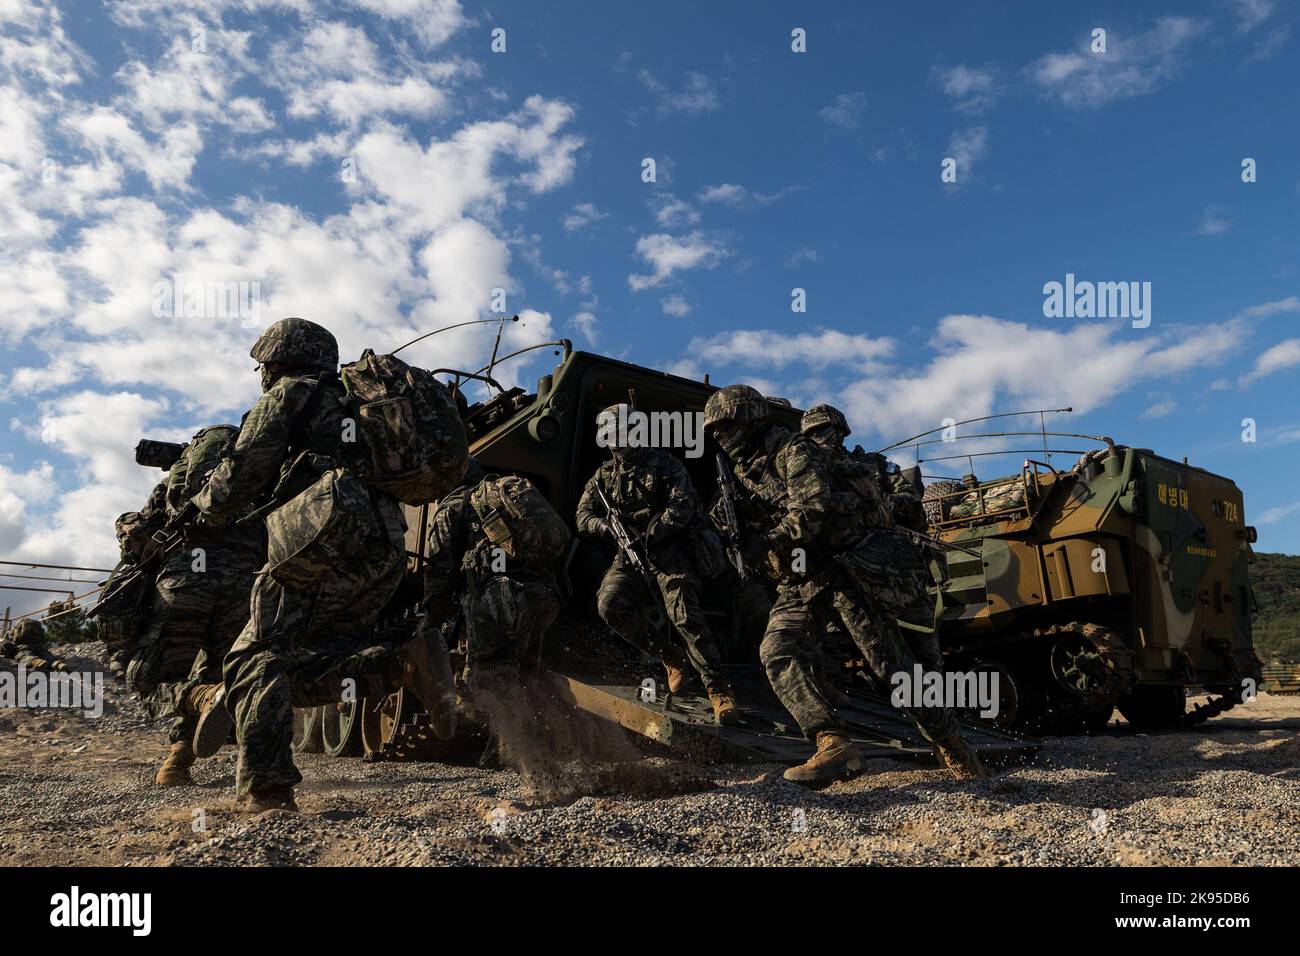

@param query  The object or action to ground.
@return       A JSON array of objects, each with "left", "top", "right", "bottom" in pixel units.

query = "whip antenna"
[{"left": 392, "top": 316, "right": 517, "bottom": 356}]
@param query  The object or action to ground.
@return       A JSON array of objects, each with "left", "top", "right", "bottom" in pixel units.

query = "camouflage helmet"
[
  {"left": 801, "top": 403, "right": 850, "bottom": 438},
  {"left": 703, "top": 385, "right": 768, "bottom": 431},
  {"left": 250, "top": 318, "right": 338, "bottom": 371},
  {"left": 10, "top": 618, "right": 45, "bottom": 646},
  {"left": 595, "top": 403, "right": 630, "bottom": 435}
]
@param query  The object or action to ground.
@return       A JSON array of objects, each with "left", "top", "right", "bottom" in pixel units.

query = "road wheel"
[
  {"left": 292, "top": 706, "right": 324, "bottom": 754},
  {"left": 361, "top": 690, "right": 419, "bottom": 756},
  {"left": 1044, "top": 622, "right": 1121, "bottom": 734},
  {"left": 321, "top": 698, "right": 364, "bottom": 757},
  {"left": 952, "top": 655, "right": 1046, "bottom": 733}
]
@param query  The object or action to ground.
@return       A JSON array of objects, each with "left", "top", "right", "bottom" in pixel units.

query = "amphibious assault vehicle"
[
  {"left": 131, "top": 336, "right": 1260, "bottom": 760},
  {"left": 920, "top": 446, "right": 1262, "bottom": 733}
]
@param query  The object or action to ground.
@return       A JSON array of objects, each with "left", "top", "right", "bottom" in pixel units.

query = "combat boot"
[
  {"left": 396, "top": 631, "right": 458, "bottom": 741},
  {"left": 192, "top": 684, "right": 234, "bottom": 758},
  {"left": 155, "top": 742, "right": 195, "bottom": 787},
  {"left": 235, "top": 786, "right": 298, "bottom": 813},
  {"left": 783, "top": 730, "right": 864, "bottom": 785},
  {"left": 661, "top": 648, "right": 692, "bottom": 695},
  {"left": 706, "top": 683, "right": 741, "bottom": 725},
  {"left": 935, "top": 733, "right": 989, "bottom": 780}
]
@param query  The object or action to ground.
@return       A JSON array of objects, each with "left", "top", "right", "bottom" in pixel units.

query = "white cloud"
[
  {"left": 269, "top": 21, "right": 464, "bottom": 127},
  {"left": 652, "top": 194, "right": 700, "bottom": 228},
  {"left": 5, "top": 390, "right": 172, "bottom": 572},
  {"left": 0, "top": 0, "right": 84, "bottom": 87},
  {"left": 571, "top": 311, "right": 598, "bottom": 344},
  {"left": 563, "top": 202, "right": 607, "bottom": 232},
  {"left": 637, "top": 70, "right": 720, "bottom": 115},
  {"left": 350, "top": 95, "right": 582, "bottom": 233},
  {"left": 627, "top": 232, "right": 729, "bottom": 291},
  {"left": 696, "top": 183, "right": 793, "bottom": 208},
  {"left": 945, "top": 127, "right": 989, "bottom": 186},
  {"left": 1227, "top": 0, "right": 1274, "bottom": 32},
  {"left": 1241, "top": 338, "right": 1300, "bottom": 385},
  {"left": 686, "top": 328, "right": 894, "bottom": 371},
  {"left": 1142, "top": 398, "right": 1177, "bottom": 418},
  {"left": 1031, "top": 18, "right": 1206, "bottom": 109},
  {"left": 661, "top": 295, "right": 691, "bottom": 317},
  {"left": 117, "top": 31, "right": 270, "bottom": 132},
  {"left": 819, "top": 92, "right": 867, "bottom": 130},
  {"left": 350, "top": 0, "right": 468, "bottom": 48},
  {"left": 1196, "top": 206, "right": 1231, "bottom": 236},
  {"left": 931, "top": 64, "right": 1001, "bottom": 113},
  {"left": 698, "top": 183, "right": 747, "bottom": 205},
  {"left": 1256, "top": 500, "right": 1300, "bottom": 525},
  {"left": 70, "top": 108, "right": 203, "bottom": 192},
  {"left": 785, "top": 247, "right": 818, "bottom": 268},
  {"left": 1235, "top": 295, "right": 1300, "bottom": 320},
  {"left": 680, "top": 316, "right": 1245, "bottom": 446}
]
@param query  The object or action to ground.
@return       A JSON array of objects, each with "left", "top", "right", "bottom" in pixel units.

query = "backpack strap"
[{"left": 300, "top": 370, "right": 332, "bottom": 423}]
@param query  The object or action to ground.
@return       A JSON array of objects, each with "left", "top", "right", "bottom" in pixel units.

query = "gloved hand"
[{"left": 588, "top": 518, "right": 612, "bottom": 541}]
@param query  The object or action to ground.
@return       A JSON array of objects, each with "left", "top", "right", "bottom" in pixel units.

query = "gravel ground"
[{"left": 3, "top": 640, "right": 1298, "bottom": 867}]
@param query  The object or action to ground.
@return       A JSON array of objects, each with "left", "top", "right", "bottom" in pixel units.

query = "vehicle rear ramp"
[{"left": 549, "top": 665, "right": 1039, "bottom": 767}]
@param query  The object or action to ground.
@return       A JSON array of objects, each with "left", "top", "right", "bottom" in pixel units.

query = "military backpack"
[
  {"left": 339, "top": 349, "right": 469, "bottom": 505},
  {"left": 468, "top": 475, "right": 571, "bottom": 567}
]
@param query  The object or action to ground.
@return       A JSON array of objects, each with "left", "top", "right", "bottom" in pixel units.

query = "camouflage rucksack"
[
  {"left": 164, "top": 425, "right": 236, "bottom": 517},
  {"left": 339, "top": 349, "right": 469, "bottom": 505},
  {"left": 468, "top": 475, "right": 571, "bottom": 567},
  {"left": 813, "top": 439, "right": 892, "bottom": 531}
]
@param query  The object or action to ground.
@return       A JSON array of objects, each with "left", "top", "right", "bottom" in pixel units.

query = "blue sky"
[{"left": 1, "top": 0, "right": 1298, "bottom": 612}]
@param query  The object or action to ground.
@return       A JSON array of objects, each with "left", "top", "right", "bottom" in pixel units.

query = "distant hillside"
[{"left": 1251, "top": 552, "right": 1300, "bottom": 662}]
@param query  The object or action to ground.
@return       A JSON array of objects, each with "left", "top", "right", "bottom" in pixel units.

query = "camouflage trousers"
[
  {"left": 462, "top": 575, "right": 562, "bottom": 695},
  {"left": 760, "top": 532, "right": 957, "bottom": 744},
  {"left": 222, "top": 496, "right": 406, "bottom": 799},
  {"left": 126, "top": 551, "right": 258, "bottom": 744},
  {"left": 595, "top": 549, "right": 726, "bottom": 688}
]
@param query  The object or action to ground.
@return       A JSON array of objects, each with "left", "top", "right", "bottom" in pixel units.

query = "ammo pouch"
[
  {"left": 93, "top": 566, "right": 153, "bottom": 650},
  {"left": 266, "top": 468, "right": 373, "bottom": 589}
]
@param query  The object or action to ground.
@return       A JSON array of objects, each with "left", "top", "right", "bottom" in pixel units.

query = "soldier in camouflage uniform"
[
  {"left": 705, "top": 386, "right": 986, "bottom": 784},
  {"left": 800, "top": 404, "right": 944, "bottom": 679},
  {"left": 419, "top": 462, "right": 567, "bottom": 754},
  {"left": 801, "top": 404, "right": 927, "bottom": 533},
  {"left": 190, "top": 317, "right": 454, "bottom": 812},
  {"left": 123, "top": 425, "right": 265, "bottom": 787},
  {"left": 576, "top": 404, "right": 739, "bottom": 724},
  {"left": 0, "top": 618, "right": 67, "bottom": 672}
]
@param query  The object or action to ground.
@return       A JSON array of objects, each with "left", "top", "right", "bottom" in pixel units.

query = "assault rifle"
[
  {"left": 892, "top": 525, "right": 982, "bottom": 559},
  {"left": 714, "top": 453, "right": 749, "bottom": 578},
  {"left": 594, "top": 483, "right": 667, "bottom": 632}
]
